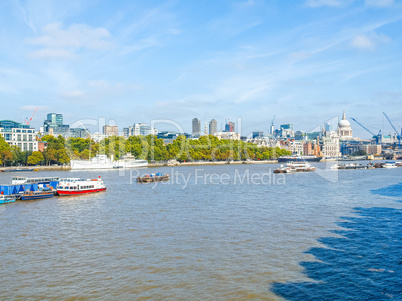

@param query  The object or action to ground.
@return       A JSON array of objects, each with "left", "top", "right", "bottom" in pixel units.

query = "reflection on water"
[
  {"left": 271, "top": 206, "right": 402, "bottom": 300},
  {"left": 0, "top": 164, "right": 401, "bottom": 299}
]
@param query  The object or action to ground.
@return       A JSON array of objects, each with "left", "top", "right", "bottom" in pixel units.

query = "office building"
[
  {"left": 225, "top": 121, "right": 235, "bottom": 132},
  {"left": 0, "top": 120, "right": 38, "bottom": 152},
  {"left": 123, "top": 123, "right": 157, "bottom": 139},
  {"left": 209, "top": 119, "right": 217, "bottom": 135},
  {"left": 103, "top": 125, "right": 118, "bottom": 136},
  {"left": 192, "top": 118, "right": 201, "bottom": 137}
]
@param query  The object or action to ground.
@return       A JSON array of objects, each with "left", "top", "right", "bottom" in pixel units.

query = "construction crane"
[
  {"left": 383, "top": 112, "right": 401, "bottom": 149},
  {"left": 350, "top": 117, "right": 376, "bottom": 137},
  {"left": 25, "top": 107, "right": 38, "bottom": 125}
]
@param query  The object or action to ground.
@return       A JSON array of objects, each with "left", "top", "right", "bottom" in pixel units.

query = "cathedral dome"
[
  {"left": 338, "top": 118, "right": 351, "bottom": 128},
  {"left": 337, "top": 110, "right": 353, "bottom": 139}
]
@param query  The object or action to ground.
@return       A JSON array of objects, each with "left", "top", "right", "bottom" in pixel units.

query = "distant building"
[
  {"left": 214, "top": 131, "right": 240, "bottom": 140},
  {"left": 224, "top": 121, "right": 235, "bottom": 132},
  {"left": 295, "top": 131, "right": 307, "bottom": 141},
  {"left": 123, "top": 123, "right": 157, "bottom": 139},
  {"left": 38, "top": 141, "right": 47, "bottom": 152},
  {"left": 69, "top": 128, "right": 89, "bottom": 138},
  {"left": 91, "top": 132, "right": 109, "bottom": 143},
  {"left": 42, "top": 113, "right": 86, "bottom": 138},
  {"left": 320, "top": 131, "right": 341, "bottom": 158},
  {"left": 279, "top": 124, "right": 294, "bottom": 138},
  {"left": 0, "top": 120, "right": 38, "bottom": 152},
  {"left": 43, "top": 113, "right": 69, "bottom": 137},
  {"left": 103, "top": 125, "right": 118, "bottom": 136},
  {"left": 209, "top": 119, "right": 217, "bottom": 135},
  {"left": 360, "top": 144, "right": 382, "bottom": 155},
  {"left": 324, "top": 122, "right": 332, "bottom": 132},
  {"left": 192, "top": 118, "right": 201, "bottom": 137},
  {"left": 303, "top": 142, "right": 312, "bottom": 155},
  {"left": 337, "top": 111, "right": 353, "bottom": 140},
  {"left": 252, "top": 131, "right": 264, "bottom": 139}
]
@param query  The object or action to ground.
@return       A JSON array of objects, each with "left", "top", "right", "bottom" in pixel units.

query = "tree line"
[{"left": 0, "top": 134, "right": 291, "bottom": 166}]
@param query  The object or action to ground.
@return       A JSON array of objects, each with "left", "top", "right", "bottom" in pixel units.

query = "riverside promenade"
[{"left": 0, "top": 160, "right": 278, "bottom": 172}]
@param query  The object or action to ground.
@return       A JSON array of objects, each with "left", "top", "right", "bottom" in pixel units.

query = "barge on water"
[
  {"left": 277, "top": 155, "right": 322, "bottom": 163},
  {"left": 330, "top": 163, "right": 367, "bottom": 170},
  {"left": 274, "top": 162, "right": 316, "bottom": 173},
  {"left": 137, "top": 173, "right": 170, "bottom": 183}
]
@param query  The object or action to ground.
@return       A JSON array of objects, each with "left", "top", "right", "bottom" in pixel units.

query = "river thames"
[{"left": 0, "top": 162, "right": 401, "bottom": 300}]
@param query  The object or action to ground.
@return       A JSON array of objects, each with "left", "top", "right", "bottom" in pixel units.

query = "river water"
[{"left": 0, "top": 162, "right": 401, "bottom": 300}]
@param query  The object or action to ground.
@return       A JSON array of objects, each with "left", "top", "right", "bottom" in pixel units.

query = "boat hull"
[
  {"left": 278, "top": 156, "right": 322, "bottom": 162},
  {"left": 21, "top": 193, "right": 54, "bottom": 201},
  {"left": 137, "top": 176, "right": 170, "bottom": 183},
  {"left": 0, "top": 197, "right": 16, "bottom": 204},
  {"left": 57, "top": 188, "right": 107, "bottom": 195}
]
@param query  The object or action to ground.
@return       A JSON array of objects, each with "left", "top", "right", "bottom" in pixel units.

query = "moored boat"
[
  {"left": 277, "top": 155, "right": 321, "bottom": 163},
  {"left": 0, "top": 195, "right": 17, "bottom": 204},
  {"left": 57, "top": 177, "right": 106, "bottom": 195},
  {"left": 330, "top": 163, "right": 366, "bottom": 170},
  {"left": 137, "top": 173, "right": 170, "bottom": 183},
  {"left": 12, "top": 176, "right": 60, "bottom": 185},
  {"left": 21, "top": 190, "right": 54, "bottom": 201},
  {"left": 274, "top": 162, "right": 316, "bottom": 173},
  {"left": 382, "top": 162, "right": 397, "bottom": 169},
  {"left": 3, "top": 168, "right": 34, "bottom": 172},
  {"left": 71, "top": 154, "right": 148, "bottom": 170}
]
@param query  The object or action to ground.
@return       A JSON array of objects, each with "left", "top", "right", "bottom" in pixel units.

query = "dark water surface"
[{"left": 0, "top": 163, "right": 401, "bottom": 300}]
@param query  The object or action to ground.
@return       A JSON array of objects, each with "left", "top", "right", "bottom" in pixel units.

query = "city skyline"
[{"left": 1, "top": 0, "right": 402, "bottom": 138}]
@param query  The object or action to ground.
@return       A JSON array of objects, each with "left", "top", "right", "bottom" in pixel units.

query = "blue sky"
[{"left": 1, "top": 0, "right": 402, "bottom": 138}]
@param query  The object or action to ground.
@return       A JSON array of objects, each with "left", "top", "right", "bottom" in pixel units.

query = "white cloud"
[
  {"left": 351, "top": 32, "right": 391, "bottom": 50},
  {"left": 365, "top": 0, "right": 394, "bottom": 7},
  {"left": 25, "top": 22, "right": 112, "bottom": 59},
  {"left": 305, "top": 0, "right": 344, "bottom": 7}
]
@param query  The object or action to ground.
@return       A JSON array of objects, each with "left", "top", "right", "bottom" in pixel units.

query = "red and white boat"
[{"left": 57, "top": 176, "right": 106, "bottom": 196}]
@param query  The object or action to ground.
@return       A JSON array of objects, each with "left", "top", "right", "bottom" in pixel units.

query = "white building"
[
  {"left": 91, "top": 132, "right": 110, "bottom": 143},
  {"left": 337, "top": 111, "right": 353, "bottom": 140},
  {"left": 123, "top": 123, "right": 158, "bottom": 139},
  {"left": 214, "top": 131, "right": 241, "bottom": 140},
  {"left": 0, "top": 120, "right": 38, "bottom": 152},
  {"left": 320, "top": 131, "right": 341, "bottom": 158}
]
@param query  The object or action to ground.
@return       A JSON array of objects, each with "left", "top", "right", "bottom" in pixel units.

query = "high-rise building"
[
  {"left": 209, "top": 119, "right": 217, "bottom": 135},
  {"left": 103, "top": 125, "right": 118, "bottom": 136},
  {"left": 279, "top": 124, "right": 294, "bottom": 138},
  {"left": 43, "top": 113, "right": 70, "bottom": 137},
  {"left": 192, "top": 118, "right": 201, "bottom": 137},
  {"left": 224, "top": 120, "right": 235, "bottom": 132}
]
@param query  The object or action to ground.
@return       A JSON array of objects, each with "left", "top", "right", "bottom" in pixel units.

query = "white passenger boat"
[
  {"left": 70, "top": 154, "right": 148, "bottom": 170},
  {"left": 11, "top": 176, "right": 60, "bottom": 185},
  {"left": 57, "top": 177, "right": 106, "bottom": 195},
  {"left": 382, "top": 162, "right": 397, "bottom": 169},
  {"left": 274, "top": 162, "right": 316, "bottom": 173}
]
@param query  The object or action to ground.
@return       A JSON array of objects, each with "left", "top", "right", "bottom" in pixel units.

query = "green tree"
[
  {"left": 56, "top": 149, "right": 70, "bottom": 164},
  {"left": 27, "top": 151, "right": 44, "bottom": 165},
  {"left": 44, "top": 148, "right": 57, "bottom": 165},
  {"left": 0, "top": 136, "right": 10, "bottom": 152}
]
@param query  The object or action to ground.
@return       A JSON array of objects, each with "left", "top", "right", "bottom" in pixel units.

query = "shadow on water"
[{"left": 271, "top": 183, "right": 402, "bottom": 301}]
